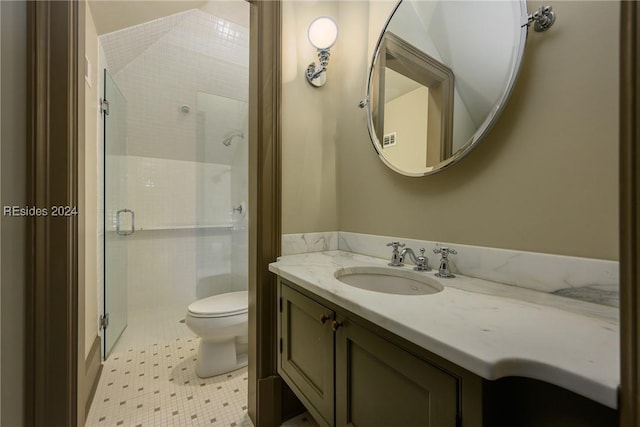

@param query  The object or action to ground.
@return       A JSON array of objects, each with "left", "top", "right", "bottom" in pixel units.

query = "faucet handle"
[
  {"left": 433, "top": 247, "right": 457, "bottom": 256},
  {"left": 434, "top": 247, "right": 457, "bottom": 278},
  {"left": 420, "top": 248, "right": 426, "bottom": 256},
  {"left": 386, "top": 241, "right": 405, "bottom": 250},
  {"left": 387, "top": 242, "right": 405, "bottom": 267}
]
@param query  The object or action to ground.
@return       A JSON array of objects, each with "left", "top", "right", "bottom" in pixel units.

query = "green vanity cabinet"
[
  {"left": 276, "top": 277, "right": 619, "bottom": 427},
  {"left": 279, "top": 283, "right": 335, "bottom": 427},
  {"left": 334, "top": 314, "right": 458, "bottom": 427},
  {"left": 278, "top": 280, "right": 474, "bottom": 427}
]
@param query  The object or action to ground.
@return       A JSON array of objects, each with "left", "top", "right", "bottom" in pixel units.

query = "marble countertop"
[{"left": 269, "top": 250, "right": 619, "bottom": 409}]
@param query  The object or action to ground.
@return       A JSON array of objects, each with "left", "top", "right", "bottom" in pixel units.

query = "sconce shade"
[{"left": 307, "top": 16, "right": 338, "bottom": 50}]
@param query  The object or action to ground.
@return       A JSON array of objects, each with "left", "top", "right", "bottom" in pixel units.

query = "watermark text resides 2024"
[{"left": 3, "top": 205, "right": 78, "bottom": 217}]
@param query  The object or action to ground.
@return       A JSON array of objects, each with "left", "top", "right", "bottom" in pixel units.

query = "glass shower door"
[{"left": 103, "top": 69, "right": 130, "bottom": 358}]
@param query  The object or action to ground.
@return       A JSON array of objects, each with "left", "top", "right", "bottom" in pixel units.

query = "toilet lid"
[{"left": 188, "top": 291, "right": 248, "bottom": 317}]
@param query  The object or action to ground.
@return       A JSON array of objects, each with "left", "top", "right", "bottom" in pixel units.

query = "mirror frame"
[{"left": 364, "top": 0, "right": 530, "bottom": 177}]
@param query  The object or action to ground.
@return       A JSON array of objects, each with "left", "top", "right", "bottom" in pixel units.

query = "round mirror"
[{"left": 365, "top": 0, "right": 528, "bottom": 176}]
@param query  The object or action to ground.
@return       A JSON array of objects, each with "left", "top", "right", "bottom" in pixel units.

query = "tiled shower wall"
[
  {"left": 122, "top": 156, "right": 234, "bottom": 313},
  {"left": 230, "top": 124, "right": 248, "bottom": 292},
  {"left": 101, "top": 9, "right": 249, "bottom": 163},
  {"left": 124, "top": 156, "right": 232, "bottom": 230},
  {"left": 99, "top": 6, "right": 249, "bottom": 331}
]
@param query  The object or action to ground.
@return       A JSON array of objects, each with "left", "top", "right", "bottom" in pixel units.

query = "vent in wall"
[{"left": 382, "top": 132, "right": 397, "bottom": 148}]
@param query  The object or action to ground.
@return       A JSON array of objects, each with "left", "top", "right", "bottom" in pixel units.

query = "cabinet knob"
[
  {"left": 331, "top": 320, "right": 344, "bottom": 332},
  {"left": 320, "top": 314, "right": 330, "bottom": 324}
]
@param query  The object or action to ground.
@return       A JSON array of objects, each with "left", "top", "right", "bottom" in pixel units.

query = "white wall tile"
[
  {"left": 126, "top": 229, "right": 232, "bottom": 312},
  {"left": 230, "top": 116, "right": 248, "bottom": 291},
  {"left": 125, "top": 156, "right": 231, "bottom": 230},
  {"left": 101, "top": 9, "right": 249, "bottom": 164}
]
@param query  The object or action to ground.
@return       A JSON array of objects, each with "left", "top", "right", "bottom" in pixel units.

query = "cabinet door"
[
  {"left": 280, "top": 284, "right": 335, "bottom": 427},
  {"left": 335, "top": 316, "right": 459, "bottom": 427}
]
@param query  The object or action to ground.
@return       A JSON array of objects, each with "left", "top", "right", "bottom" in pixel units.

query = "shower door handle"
[{"left": 116, "top": 209, "right": 135, "bottom": 236}]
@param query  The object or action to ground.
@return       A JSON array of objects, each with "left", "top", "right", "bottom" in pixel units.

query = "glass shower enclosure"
[
  {"left": 102, "top": 69, "right": 129, "bottom": 358},
  {"left": 101, "top": 78, "right": 249, "bottom": 359}
]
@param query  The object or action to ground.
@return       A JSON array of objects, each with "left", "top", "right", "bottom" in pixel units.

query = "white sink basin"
[{"left": 334, "top": 266, "right": 444, "bottom": 295}]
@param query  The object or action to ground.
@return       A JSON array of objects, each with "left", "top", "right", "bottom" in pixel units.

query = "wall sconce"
[{"left": 305, "top": 16, "right": 338, "bottom": 87}]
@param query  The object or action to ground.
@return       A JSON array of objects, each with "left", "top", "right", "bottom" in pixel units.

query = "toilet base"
[{"left": 195, "top": 338, "right": 248, "bottom": 378}]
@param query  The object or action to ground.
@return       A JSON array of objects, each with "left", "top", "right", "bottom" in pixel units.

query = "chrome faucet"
[
  {"left": 400, "top": 247, "right": 430, "bottom": 271},
  {"left": 387, "top": 242, "right": 430, "bottom": 271},
  {"left": 386, "top": 241, "right": 405, "bottom": 266},
  {"left": 433, "top": 247, "right": 457, "bottom": 278}
]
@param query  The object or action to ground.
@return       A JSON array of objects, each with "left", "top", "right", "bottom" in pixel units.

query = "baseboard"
[
  {"left": 84, "top": 335, "right": 102, "bottom": 420},
  {"left": 257, "top": 375, "right": 282, "bottom": 427}
]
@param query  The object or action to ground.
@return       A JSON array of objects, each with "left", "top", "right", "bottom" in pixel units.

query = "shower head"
[{"left": 222, "top": 131, "right": 245, "bottom": 146}]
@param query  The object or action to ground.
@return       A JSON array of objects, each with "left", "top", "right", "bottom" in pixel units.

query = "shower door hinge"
[
  {"left": 100, "top": 98, "right": 110, "bottom": 115},
  {"left": 279, "top": 297, "right": 283, "bottom": 312},
  {"left": 100, "top": 313, "right": 109, "bottom": 329}
]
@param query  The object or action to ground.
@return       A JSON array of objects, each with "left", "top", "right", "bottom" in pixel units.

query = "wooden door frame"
[
  {"left": 25, "top": 1, "right": 80, "bottom": 425},
  {"left": 247, "top": 1, "right": 293, "bottom": 426},
  {"left": 620, "top": 2, "right": 639, "bottom": 426}
]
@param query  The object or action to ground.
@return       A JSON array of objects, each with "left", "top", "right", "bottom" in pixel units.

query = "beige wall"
[
  {"left": 384, "top": 86, "right": 429, "bottom": 173},
  {"left": 85, "top": 4, "right": 100, "bottom": 359},
  {"left": 282, "top": 1, "right": 619, "bottom": 260},
  {"left": 281, "top": 0, "right": 339, "bottom": 233}
]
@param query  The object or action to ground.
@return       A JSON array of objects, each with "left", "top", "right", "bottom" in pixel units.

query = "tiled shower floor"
[
  {"left": 110, "top": 307, "right": 194, "bottom": 354},
  {"left": 87, "top": 337, "right": 320, "bottom": 427}
]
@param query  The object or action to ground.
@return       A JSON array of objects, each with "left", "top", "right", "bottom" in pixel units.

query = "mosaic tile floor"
[
  {"left": 87, "top": 337, "right": 320, "bottom": 427},
  {"left": 87, "top": 338, "right": 252, "bottom": 427}
]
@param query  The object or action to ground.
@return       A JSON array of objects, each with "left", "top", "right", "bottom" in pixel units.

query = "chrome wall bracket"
[
  {"left": 527, "top": 5, "right": 556, "bottom": 32},
  {"left": 306, "top": 49, "right": 331, "bottom": 87}
]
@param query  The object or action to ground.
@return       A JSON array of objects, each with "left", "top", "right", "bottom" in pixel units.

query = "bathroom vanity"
[{"left": 270, "top": 250, "right": 619, "bottom": 427}]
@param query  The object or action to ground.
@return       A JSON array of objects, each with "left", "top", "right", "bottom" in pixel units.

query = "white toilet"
[{"left": 185, "top": 290, "right": 249, "bottom": 378}]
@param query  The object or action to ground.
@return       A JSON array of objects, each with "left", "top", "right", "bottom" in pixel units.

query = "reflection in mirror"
[
  {"left": 373, "top": 32, "right": 454, "bottom": 173},
  {"left": 365, "top": 0, "right": 528, "bottom": 176}
]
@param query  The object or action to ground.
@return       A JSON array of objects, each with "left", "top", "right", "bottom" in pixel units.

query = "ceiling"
[{"left": 88, "top": 0, "right": 208, "bottom": 35}]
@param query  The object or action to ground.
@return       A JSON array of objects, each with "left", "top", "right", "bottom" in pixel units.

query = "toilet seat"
[{"left": 187, "top": 290, "right": 248, "bottom": 318}]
